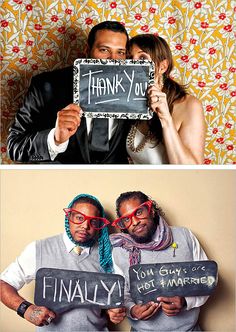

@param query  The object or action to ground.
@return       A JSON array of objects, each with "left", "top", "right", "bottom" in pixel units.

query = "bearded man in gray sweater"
[
  {"left": 0, "top": 194, "right": 113, "bottom": 331},
  {"left": 108, "top": 191, "right": 209, "bottom": 332}
]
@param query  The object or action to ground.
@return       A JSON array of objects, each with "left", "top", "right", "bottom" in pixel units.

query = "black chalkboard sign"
[
  {"left": 129, "top": 260, "right": 218, "bottom": 304},
  {"left": 34, "top": 268, "right": 124, "bottom": 314},
  {"left": 73, "top": 58, "right": 155, "bottom": 119}
]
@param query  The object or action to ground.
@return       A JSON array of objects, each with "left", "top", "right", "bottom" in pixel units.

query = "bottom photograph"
[{"left": 0, "top": 169, "right": 235, "bottom": 332}]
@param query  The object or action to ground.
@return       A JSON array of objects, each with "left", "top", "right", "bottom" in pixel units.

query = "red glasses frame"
[
  {"left": 63, "top": 208, "right": 110, "bottom": 230},
  {"left": 112, "top": 200, "right": 152, "bottom": 229}
]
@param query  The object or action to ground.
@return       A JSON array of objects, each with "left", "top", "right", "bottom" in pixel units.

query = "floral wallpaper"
[{"left": 1, "top": 0, "right": 235, "bottom": 164}]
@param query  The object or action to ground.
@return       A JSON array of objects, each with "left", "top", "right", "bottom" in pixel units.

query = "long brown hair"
[{"left": 130, "top": 34, "right": 187, "bottom": 142}]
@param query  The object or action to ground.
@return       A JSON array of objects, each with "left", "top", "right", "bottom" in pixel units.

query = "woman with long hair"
[{"left": 126, "top": 34, "right": 205, "bottom": 164}]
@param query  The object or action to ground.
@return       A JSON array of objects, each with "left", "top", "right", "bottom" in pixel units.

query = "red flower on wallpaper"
[
  {"left": 198, "top": 81, "right": 206, "bottom": 88},
  {"left": 65, "top": 8, "right": 73, "bottom": 15},
  {"left": 32, "top": 64, "right": 38, "bottom": 70},
  {"left": 190, "top": 38, "right": 197, "bottom": 44},
  {"left": 26, "top": 40, "right": 33, "bottom": 46},
  {"left": 51, "top": 15, "right": 59, "bottom": 22},
  {"left": 175, "top": 43, "right": 183, "bottom": 50},
  {"left": 181, "top": 55, "right": 189, "bottom": 63},
  {"left": 219, "top": 13, "right": 226, "bottom": 20},
  {"left": 204, "top": 159, "right": 212, "bottom": 164},
  {"left": 85, "top": 17, "right": 93, "bottom": 25},
  {"left": 45, "top": 49, "right": 54, "bottom": 56},
  {"left": 215, "top": 73, "right": 222, "bottom": 79},
  {"left": 1, "top": 147, "right": 7, "bottom": 153},
  {"left": 1, "top": 20, "right": 9, "bottom": 28},
  {"left": 7, "top": 79, "right": 15, "bottom": 86},
  {"left": 12, "top": 46, "right": 20, "bottom": 53},
  {"left": 229, "top": 67, "right": 236, "bottom": 73},
  {"left": 216, "top": 137, "right": 224, "bottom": 144},
  {"left": 19, "top": 57, "right": 28, "bottom": 64},
  {"left": 209, "top": 47, "right": 216, "bottom": 55},
  {"left": 225, "top": 122, "right": 232, "bottom": 129},
  {"left": 194, "top": 2, "right": 202, "bottom": 9},
  {"left": 34, "top": 23, "right": 42, "bottom": 30},
  {"left": 168, "top": 16, "right": 176, "bottom": 24},
  {"left": 25, "top": 4, "right": 33, "bottom": 11},
  {"left": 110, "top": 2, "right": 117, "bottom": 9},
  {"left": 224, "top": 24, "right": 232, "bottom": 32},
  {"left": 206, "top": 105, "right": 214, "bottom": 112},
  {"left": 201, "top": 22, "right": 209, "bottom": 29},
  {"left": 141, "top": 25, "right": 149, "bottom": 32},
  {"left": 192, "top": 63, "right": 199, "bottom": 69},
  {"left": 149, "top": 7, "right": 156, "bottom": 14},
  {"left": 227, "top": 145, "right": 234, "bottom": 151},
  {"left": 57, "top": 26, "right": 66, "bottom": 34},
  {"left": 219, "top": 83, "right": 228, "bottom": 90},
  {"left": 134, "top": 13, "right": 142, "bottom": 20}
]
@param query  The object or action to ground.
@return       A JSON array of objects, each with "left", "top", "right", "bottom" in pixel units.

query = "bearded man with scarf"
[
  {"left": 108, "top": 191, "right": 209, "bottom": 331},
  {"left": 0, "top": 194, "right": 113, "bottom": 331}
]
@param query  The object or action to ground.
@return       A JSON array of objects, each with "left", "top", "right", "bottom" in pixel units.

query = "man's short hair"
[{"left": 87, "top": 20, "right": 129, "bottom": 50}]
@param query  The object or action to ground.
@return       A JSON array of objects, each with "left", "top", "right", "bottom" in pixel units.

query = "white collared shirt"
[
  {"left": 47, "top": 118, "right": 117, "bottom": 160},
  {"left": 0, "top": 233, "right": 90, "bottom": 291}
]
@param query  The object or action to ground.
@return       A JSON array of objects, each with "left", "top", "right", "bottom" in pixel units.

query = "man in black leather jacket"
[{"left": 7, "top": 21, "right": 131, "bottom": 164}]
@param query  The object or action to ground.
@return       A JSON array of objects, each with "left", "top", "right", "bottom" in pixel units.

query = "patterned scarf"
[{"left": 110, "top": 216, "right": 173, "bottom": 265}]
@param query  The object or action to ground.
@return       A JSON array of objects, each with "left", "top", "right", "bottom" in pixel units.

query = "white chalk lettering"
[
  {"left": 132, "top": 267, "right": 154, "bottom": 281},
  {"left": 53, "top": 278, "right": 57, "bottom": 302},
  {"left": 59, "top": 279, "right": 72, "bottom": 302},
  {"left": 84, "top": 281, "right": 104, "bottom": 305},
  {"left": 134, "top": 82, "right": 147, "bottom": 96},
  {"left": 164, "top": 276, "right": 215, "bottom": 288},
  {"left": 82, "top": 70, "right": 103, "bottom": 104},
  {"left": 207, "top": 276, "right": 215, "bottom": 286},
  {"left": 137, "top": 279, "right": 155, "bottom": 293},
  {"left": 43, "top": 277, "right": 55, "bottom": 299},
  {"left": 83, "top": 70, "right": 126, "bottom": 104},
  {"left": 192, "top": 265, "right": 206, "bottom": 272},
  {"left": 124, "top": 69, "right": 134, "bottom": 102},
  {"left": 100, "top": 280, "right": 117, "bottom": 305},
  {"left": 71, "top": 280, "right": 84, "bottom": 303},
  {"left": 159, "top": 266, "right": 183, "bottom": 277}
]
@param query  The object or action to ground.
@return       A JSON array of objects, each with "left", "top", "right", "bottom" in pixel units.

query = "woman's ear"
[{"left": 158, "top": 59, "right": 168, "bottom": 74}]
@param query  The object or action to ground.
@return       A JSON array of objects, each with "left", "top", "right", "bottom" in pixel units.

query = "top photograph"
[{"left": 1, "top": 0, "right": 235, "bottom": 165}]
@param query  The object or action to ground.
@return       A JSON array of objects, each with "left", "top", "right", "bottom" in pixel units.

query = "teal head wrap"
[{"left": 65, "top": 194, "right": 113, "bottom": 273}]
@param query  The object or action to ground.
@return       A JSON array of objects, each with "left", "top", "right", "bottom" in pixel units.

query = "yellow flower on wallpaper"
[{"left": 0, "top": 0, "right": 235, "bottom": 164}]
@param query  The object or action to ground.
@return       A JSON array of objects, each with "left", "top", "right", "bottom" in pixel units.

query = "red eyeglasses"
[
  {"left": 64, "top": 208, "right": 110, "bottom": 230},
  {"left": 112, "top": 200, "right": 152, "bottom": 230}
]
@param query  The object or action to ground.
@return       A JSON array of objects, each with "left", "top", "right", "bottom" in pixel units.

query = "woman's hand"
[{"left": 147, "top": 84, "right": 172, "bottom": 128}]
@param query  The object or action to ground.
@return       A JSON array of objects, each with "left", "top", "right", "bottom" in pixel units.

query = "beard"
[{"left": 131, "top": 221, "right": 158, "bottom": 244}]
